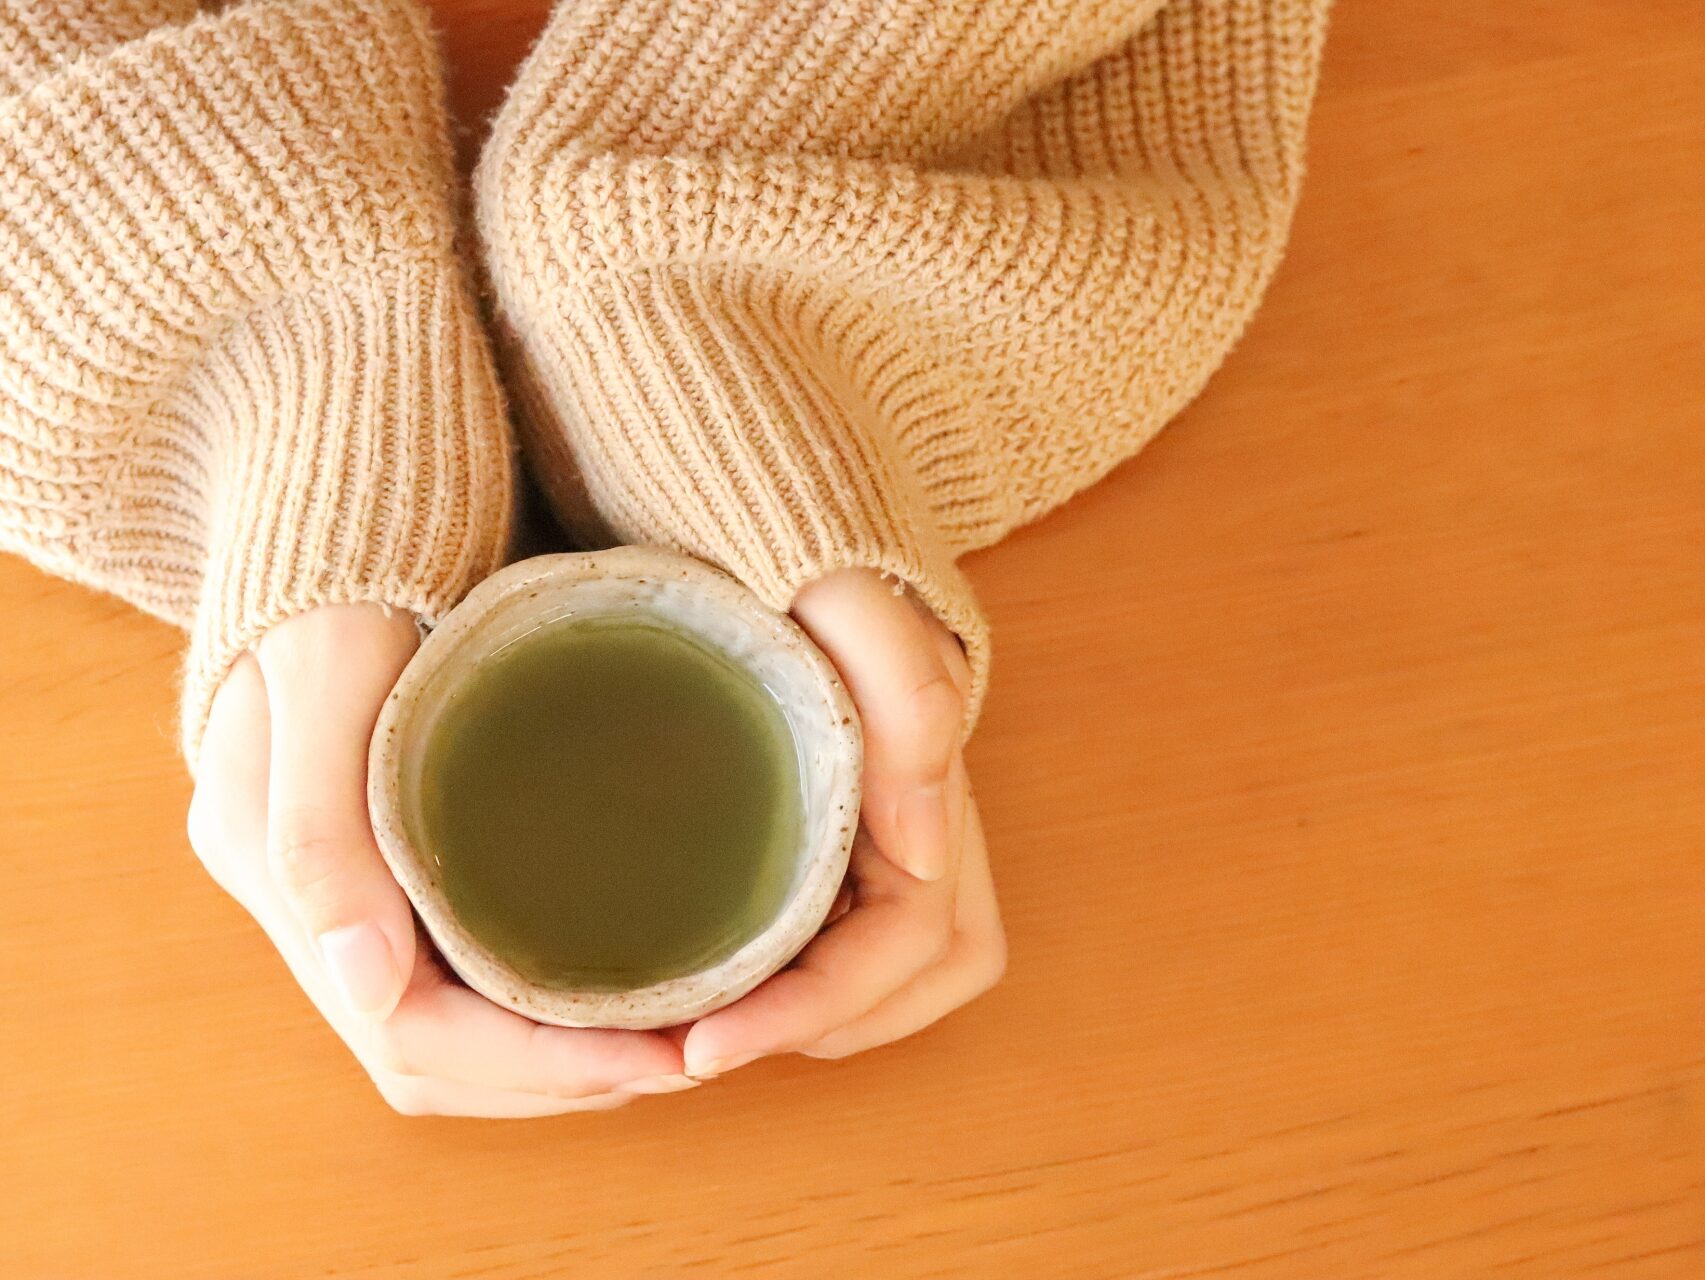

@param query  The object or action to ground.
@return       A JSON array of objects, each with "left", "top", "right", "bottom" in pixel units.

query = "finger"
[
  {"left": 378, "top": 977, "right": 686, "bottom": 1098},
  {"left": 681, "top": 830, "right": 956, "bottom": 1077},
  {"left": 256, "top": 605, "right": 421, "bottom": 1021},
  {"left": 793, "top": 570, "right": 965, "bottom": 881},
  {"left": 189, "top": 661, "right": 427, "bottom": 1084},
  {"left": 823, "top": 879, "right": 855, "bottom": 927},
  {"left": 195, "top": 727, "right": 671, "bottom": 1111},
  {"left": 922, "top": 604, "right": 974, "bottom": 704},
  {"left": 372, "top": 1075, "right": 635, "bottom": 1119},
  {"left": 255, "top": 903, "right": 686, "bottom": 1105},
  {"left": 804, "top": 794, "right": 1005, "bottom": 1060},
  {"left": 187, "top": 655, "right": 271, "bottom": 908},
  {"left": 229, "top": 799, "right": 685, "bottom": 1102}
]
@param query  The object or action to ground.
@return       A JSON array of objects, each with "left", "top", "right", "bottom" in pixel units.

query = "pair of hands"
[{"left": 187, "top": 569, "right": 1004, "bottom": 1116}]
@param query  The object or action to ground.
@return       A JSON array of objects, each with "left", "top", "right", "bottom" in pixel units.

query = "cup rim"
[{"left": 367, "top": 547, "right": 862, "bottom": 1029}]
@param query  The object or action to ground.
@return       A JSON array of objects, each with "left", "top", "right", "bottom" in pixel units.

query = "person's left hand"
[{"left": 682, "top": 569, "right": 1006, "bottom": 1076}]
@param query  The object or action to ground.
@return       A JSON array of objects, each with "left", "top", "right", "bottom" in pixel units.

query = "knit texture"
[
  {"left": 0, "top": 0, "right": 192, "bottom": 95},
  {"left": 477, "top": 0, "right": 1330, "bottom": 722},
  {"left": 0, "top": 0, "right": 514, "bottom": 758},
  {"left": 1, "top": 0, "right": 1328, "bottom": 756}
]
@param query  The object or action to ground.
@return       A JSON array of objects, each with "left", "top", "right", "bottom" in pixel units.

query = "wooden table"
[{"left": 2, "top": 2, "right": 1701, "bottom": 1275}]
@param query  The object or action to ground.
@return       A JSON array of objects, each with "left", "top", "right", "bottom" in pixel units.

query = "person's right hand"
[{"left": 186, "top": 604, "right": 690, "bottom": 1117}]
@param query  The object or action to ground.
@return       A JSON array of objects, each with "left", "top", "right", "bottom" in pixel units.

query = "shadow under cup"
[{"left": 368, "top": 548, "right": 862, "bottom": 1030}]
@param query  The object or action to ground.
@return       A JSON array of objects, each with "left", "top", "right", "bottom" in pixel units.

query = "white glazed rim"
[{"left": 367, "top": 548, "right": 863, "bottom": 1030}]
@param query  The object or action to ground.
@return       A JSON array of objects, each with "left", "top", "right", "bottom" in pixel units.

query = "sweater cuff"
[
  {"left": 0, "top": 0, "right": 516, "bottom": 760},
  {"left": 179, "top": 265, "right": 513, "bottom": 761},
  {"left": 495, "top": 274, "right": 990, "bottom": 725}
]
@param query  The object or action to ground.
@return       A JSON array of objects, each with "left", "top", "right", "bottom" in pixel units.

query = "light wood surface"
[{"left": 3, "top": 2, "right": 1702, "bottom": 1275}]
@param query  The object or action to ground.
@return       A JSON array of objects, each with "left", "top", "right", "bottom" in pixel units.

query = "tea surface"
[{"left": 413, "top": 618, "right": 802, "bottom": 990}]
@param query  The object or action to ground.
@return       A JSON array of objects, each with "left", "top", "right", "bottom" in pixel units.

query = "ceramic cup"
[{"left": 367, "top": 547, "right": 862, "bottom": 1029}]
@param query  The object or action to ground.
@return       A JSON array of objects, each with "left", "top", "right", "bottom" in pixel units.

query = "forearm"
[
  {"left": 0, "top": 0, "right": 514, "bottom": 758},
  {"left": 477, "top": 0, "right": 1330, "bottom": 723}
]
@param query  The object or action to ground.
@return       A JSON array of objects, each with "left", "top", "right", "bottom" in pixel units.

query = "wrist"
[{"left": 179, "top": 271, "right": 512, "bottom": 761}]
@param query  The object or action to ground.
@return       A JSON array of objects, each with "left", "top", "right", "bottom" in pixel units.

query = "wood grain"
[{"left": 2, "top": 2, "right": 1702, "bottom": 1275}]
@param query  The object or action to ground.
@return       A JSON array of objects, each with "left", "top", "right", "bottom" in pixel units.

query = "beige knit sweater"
[{"left": 0, "top": 0, "right": 1327, "bottom": 757}]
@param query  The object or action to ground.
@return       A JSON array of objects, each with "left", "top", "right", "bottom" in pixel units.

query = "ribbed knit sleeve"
[
  {"left": 0, "top": 0, "right": 193, "bottom": 94},
  {"left": 476, "top": 0, "right": 1329, "bottom": 723},
  {"left": 0, "top": 0, "right": 514, "bottom": 759}
]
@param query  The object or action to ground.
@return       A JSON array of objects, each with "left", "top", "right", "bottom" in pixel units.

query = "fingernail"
[
  {"left": 689, "top": 1051, "right": 762, "bottom": 1080},
  {"left": 619, "top": 1074, "right": 701, "bottom": 1096},
  {"left": 318, "top": 922, "right": 400, "bottom": 1018},
  {"left": 896, "top": 784, "right": 948, "bottom": 881}
]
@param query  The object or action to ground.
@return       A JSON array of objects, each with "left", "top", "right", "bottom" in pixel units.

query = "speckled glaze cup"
[{"left": 367, "top": 547, "right": 862, "bottom": 1030}]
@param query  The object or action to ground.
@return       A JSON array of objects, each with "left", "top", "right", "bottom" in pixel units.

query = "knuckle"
[
  {"left": 363, "top": 1028, "right": 414, "bottom": 1078},
  {"left": 927, "top": 895, "right": 960, "bottom": 954},
  {"left": 186, "top": 799, "right": 230, "bottom": 883},
  {"left": 372, "top": 1075, "right": 432, "bottom": 1117},
  {"left": 256, "top": 616, "right": 328, "bottom": 681},
  {"left": 964, "top": 928, "right": 1009, "bottom": 997},
  {"left": 895, "top": 892, "right": 956, "bottom": 967},
  {"left": 185, "top": 790, "right": 217, "bottom": 861},
  {"left": 571, "top": 1093, "right": 633, "bottom": 1113},
  {"left": 519, "top": 1025, "right": 590, "bottom": 1101},
  {"left": 268, "top": 820, "right": 348, "bottom": 904},
  {"left": 803, "top": 1036, "right": 855, "bottom": 1061},
  {"left": 905, "top": 674, "right": 963, "bottom": 765},
  {"left": 915, "top": 915, "right": 956, "bottom": 970},
  {"left": 186, "top": 792, "right": 248, "bottom": 900}
]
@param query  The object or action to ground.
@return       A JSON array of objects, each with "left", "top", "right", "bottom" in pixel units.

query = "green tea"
[{"left": 412, "top": 618, "right": 803, "bottom": 990}]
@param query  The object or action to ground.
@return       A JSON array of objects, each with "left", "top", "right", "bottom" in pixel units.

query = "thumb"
[
  {"left": 257, "top": 605, "right": 421, "bottom": 1021},
  {"left": 793, "top": 570, "right": 968, "bottom": 882}
]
